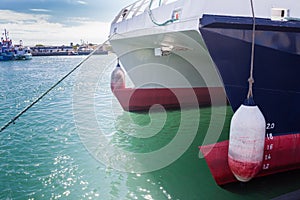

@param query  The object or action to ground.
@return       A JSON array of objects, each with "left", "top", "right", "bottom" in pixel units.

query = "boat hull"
[
  {"left": 110, "top": 30, "right": 223, "bottom": 88},
  {"left": 112, "top": 87, "right": 226, "bottom": 112},
  {"left": 200, "top": 133, "right": 300, "bottom": 185},
  {"left": 14, "top": 54, "right": 33, "bottom": 60},
  {"left": 110, "top": 30, "right": 227, "bottom": 111},
  {"left": 110, "top": 0, "right": 300, "bottom": 187},
  {"left": 200, "top": 14, "right": 300, "bottom": 184},
  {"left": 200, "top": 14, "right": 300, "bottom": 135},
  {"left": 0, "top": 53, "right": 14, "bottom": 61}
]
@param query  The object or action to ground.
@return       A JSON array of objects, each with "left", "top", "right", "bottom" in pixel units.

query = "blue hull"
[
  {"left": 0, "top": 53, "right": 14, "bottom": 61},
  {"left": 200, "top": 15, "right": 300, "bottom": 136}
]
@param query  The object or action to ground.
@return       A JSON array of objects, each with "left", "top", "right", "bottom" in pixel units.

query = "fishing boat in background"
[
  {"left": 109, "top": 0, "right": 300, "bottom": 189},
  {"left": 14, "top": 45, "right": 33, "bottom": 60},
  {"left": 0, "top": 29, "right": 14, "bottom": 61},
  {"left": 0, "top": 29, "right": 32, "bottom": 61}
]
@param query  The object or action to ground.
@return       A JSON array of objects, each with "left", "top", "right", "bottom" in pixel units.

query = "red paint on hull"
[
  {"left": 228, "top": 156, "right": 262, "bottom": 182},
  {"left": 199, "top": 133, "right": 300, "bottom": 185},
  {"left": 112, "top": 87, "right": 226, "bottom": 112}
]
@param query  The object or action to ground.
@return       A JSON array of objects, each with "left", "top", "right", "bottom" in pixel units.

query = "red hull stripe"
[
  {"left": 199, "top": 133, "right": 300, "bottom": 185},
  {"left": 112, "top": 87, "right": 226, "bottom": 111}
]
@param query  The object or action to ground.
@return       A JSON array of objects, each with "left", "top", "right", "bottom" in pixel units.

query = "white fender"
[
  {"left": 228, "top": 104, "right": 266, "bottom": 182},
  {"left": 111, "top": 63, "right": 125, "bottom": 91}
]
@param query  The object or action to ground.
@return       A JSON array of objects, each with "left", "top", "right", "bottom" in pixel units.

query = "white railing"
[{"left": 112, "top": 0, "right": 178, "bottom": 24}]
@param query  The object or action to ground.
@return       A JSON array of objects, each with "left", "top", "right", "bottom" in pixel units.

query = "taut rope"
[{"left": 0, "top": 37, "right": 112, "bottom": 133}]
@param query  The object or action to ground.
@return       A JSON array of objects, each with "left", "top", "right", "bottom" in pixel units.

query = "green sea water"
[{"left": 1, "top": 54, "right": 300, "bottom": 199}]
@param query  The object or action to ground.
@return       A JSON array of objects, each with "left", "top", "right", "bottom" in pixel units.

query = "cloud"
[
  {"left": 0, "top": 10, "right": 110, "bottom": 46},
  {"left": 30, "top": 8, "right": 52, "bottom": 13},
  {"left": 0, "top": 10, "right": 50, "bottom": 24},
  {"left": 77, "top": 0, "right": 87, "bottom": 5},
  {"left": 66, "top": 0, "right": 87, "bottom": 5}
]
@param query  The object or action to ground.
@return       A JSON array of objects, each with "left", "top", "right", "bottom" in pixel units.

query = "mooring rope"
[
  {"left": 0, "top": 37, "right": 111, "bottom": 133},
  {"left": 247, "top": 0, "right": 256, "bottom": 99}
]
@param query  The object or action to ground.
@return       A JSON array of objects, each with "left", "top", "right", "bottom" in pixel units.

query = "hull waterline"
[{"left": 112, "top": 87, "right": 226, "bottom": 112}]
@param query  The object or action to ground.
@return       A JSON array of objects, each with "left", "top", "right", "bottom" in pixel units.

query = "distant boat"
[
  {"left": 0, "top": 29, "right": 14, "bottom": 61},
  {"left": 14, "top": 46, "right": 33, "bottom": 60},
  {"left": 0, "top": 29, "right": 32, "bottom": 61}
]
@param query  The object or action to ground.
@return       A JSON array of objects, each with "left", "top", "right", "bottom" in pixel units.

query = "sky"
[{"left": 0, "top": 0, "right": 133, "bottom": 46}]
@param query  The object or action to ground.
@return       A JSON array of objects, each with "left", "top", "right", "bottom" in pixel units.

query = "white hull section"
[{"left": 110, "top": 30, "right": 223, "bottom": 88}]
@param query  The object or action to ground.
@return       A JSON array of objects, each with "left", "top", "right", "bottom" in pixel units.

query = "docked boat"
[
  {"left": 0, "top": 29, "right": 32, "bottom": 61},
  {"left": 198, "top": 3, "right": 300, "bottom": 185},
  {"left": 109, "top": 0, "right": 300, "bottom": 188},
  {"left": 0, "top": 29, "right": 14, "bottom": 61},
  {"left": 14, "top": 46, "right": 33, "bottom": 60},
  {"left": 109, "top": 0, "right": 227, "bottom": 112}
]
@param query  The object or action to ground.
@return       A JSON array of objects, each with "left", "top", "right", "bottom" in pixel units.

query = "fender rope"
[{"left": 247, "top": 0, "right": 256, "bottom": 99}]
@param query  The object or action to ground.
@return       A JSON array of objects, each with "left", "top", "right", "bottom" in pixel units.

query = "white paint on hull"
[{"left": 110, "top": 30, "right": 223, "bottom": 88}]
